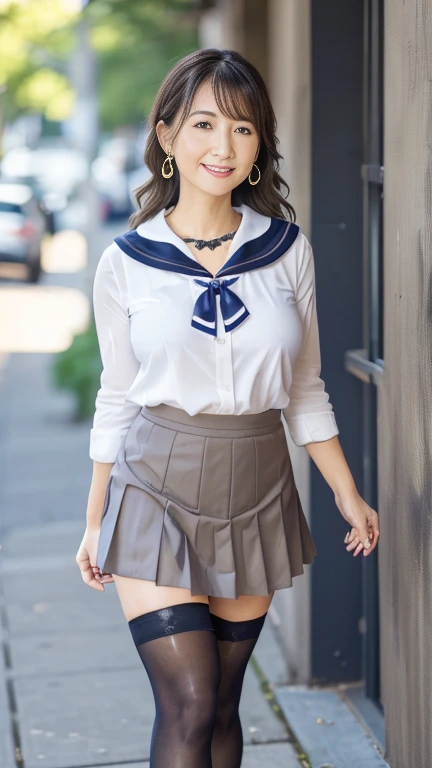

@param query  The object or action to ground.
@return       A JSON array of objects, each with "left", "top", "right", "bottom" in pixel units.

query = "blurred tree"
[
  {"left": 0, "top": 0, "right": 202, "bottom": 135},
  {"left": 85, "top": 0, "right": 200, "bottom": 129},
  {"left": 0, "top": 1, "right": 78, "bottom": 125},
  {"left": 51, "top": 317, "right": 103, "bottom": 421}
]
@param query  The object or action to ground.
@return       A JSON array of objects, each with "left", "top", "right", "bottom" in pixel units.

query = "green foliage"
[
  {"left": 0, "top": 0, "right": 201, "bottom": 129},
  {"left": 15, "top": 68, "right": 74, "bottom": 121},
  {"left": 0, "top": 1, "right": 77, "bottom": 123},
  {"left": 51, "top": 319, "right": 102, "bottom": 422},
  {"left": 86, "top": 0, "right": 200, "bottom": 129}
]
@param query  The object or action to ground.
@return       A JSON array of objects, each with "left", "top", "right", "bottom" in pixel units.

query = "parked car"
[
  {"left": 0, "top": 182, "right": 46, "bottom": 282},
  {"left": 127, "top": 163, "right": 152, "bottom": 212},
  {"left": 0, "top": 144, "right": 89, "bottom": 233},
  {"left": 92, "top": 154, "right": 132, "bottom": 220},
  {"left": 92, "top": 136, "right": 143, "bottom": 221},
  {"left": 1, "top": 144, "right": 88, "bottom": 196}
]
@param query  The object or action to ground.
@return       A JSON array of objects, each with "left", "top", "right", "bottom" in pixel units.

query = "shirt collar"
[
  {"left": 135, "top": 203, "right": 270, "bottom": 264},
  {"left": 114, "top": 203, "right": 300, "bottom": 279}
]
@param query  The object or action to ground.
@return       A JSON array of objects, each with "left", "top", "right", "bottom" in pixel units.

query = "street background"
[{"left": 0, "top": 1, "right": 390, "bottom": 766}]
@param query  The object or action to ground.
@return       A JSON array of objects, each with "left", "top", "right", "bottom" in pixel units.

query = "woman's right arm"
[
  {"left": 89, "top": 243, "right": 142, "bottom": 465},
  {"left": 77, "top": 244, "right": 141, "bottom": 589},
  {"left": 78, "top": 461, "right": 115, "bottom": 591},
  {"left": 86, "top": 461, "right": 114, "bottom": 529}
]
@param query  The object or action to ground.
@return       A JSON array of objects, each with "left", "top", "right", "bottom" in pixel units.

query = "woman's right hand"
[{"left": 76, "top": 526, "right": 114, "bottom": 591}]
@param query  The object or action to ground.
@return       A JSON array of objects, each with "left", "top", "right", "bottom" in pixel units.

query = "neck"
[{"left": 165, "top": 187, "right": 241, "bottom": 239}]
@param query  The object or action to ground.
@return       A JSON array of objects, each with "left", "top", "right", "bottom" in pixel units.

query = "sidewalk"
[
  {"left": 0, "top": 224, "right": 302, "bottom": 767},
  {"left": 0, "top": 518, "right": 299, "bottom": 767}
]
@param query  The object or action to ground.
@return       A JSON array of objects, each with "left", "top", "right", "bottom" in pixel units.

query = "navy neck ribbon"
[
  {"left": 114, "top": 216, "right": 300, "bottom": 337},
  {"left": 192, "top": 277, "right": 249, "bottom": 336}
]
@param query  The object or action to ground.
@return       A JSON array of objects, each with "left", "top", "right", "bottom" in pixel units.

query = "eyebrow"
[
  {"left": 188, "top": 109, "right": 254, "bottom": 123},
  {"left": 188, "top": 110, "right": 218, "bottom": 118}
]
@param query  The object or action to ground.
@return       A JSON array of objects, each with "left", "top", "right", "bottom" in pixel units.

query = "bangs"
[
  {"left": 211, "top": 65, "right": 259, "bottom": 127},
  {"left": 174, "top": 60, "right": 261, "bottom": 133}
]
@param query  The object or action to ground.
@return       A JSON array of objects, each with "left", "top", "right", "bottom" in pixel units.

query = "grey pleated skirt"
[{"left": 96, "top": 403, "right": 317, "bottom": 598}]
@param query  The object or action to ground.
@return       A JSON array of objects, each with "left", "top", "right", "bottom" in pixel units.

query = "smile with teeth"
[{"left": 202, "top": 164, "right": 234, "bottom": 174}]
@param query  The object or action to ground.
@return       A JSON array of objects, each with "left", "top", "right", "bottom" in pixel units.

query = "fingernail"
[{"left": 364, "top": 539, "right": 371, "bottom": 548}]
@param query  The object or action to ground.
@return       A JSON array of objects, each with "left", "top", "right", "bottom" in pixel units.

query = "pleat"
[
  {"left": 162, "top": 431, "right": 205, "bottom": 510},
  {"left": 102, "top": 483, "right": 167, "bottom": 579},
  {"left": 292, "top": 487, "right": 318, "bottom": 563},
  {"left": 230, "top": 508, "right": 270, "bottom": 595},
  {"left": 256, "top": 496, "right": 295, "bottom": 589},
  {"left": 229, "top": 436, "right": 257, "bottom": 517},
  {"left": 254, "top": 432, "right": 281, "bottom": 505},
  {"left": 155, "top": 500, "right": 237, "bottom": 597},
  {"left": 96, "top": 475, "right": 128, "bottom": 572},
  {"left": 197, "top": 437, "right": 233, "bottom": 519}
]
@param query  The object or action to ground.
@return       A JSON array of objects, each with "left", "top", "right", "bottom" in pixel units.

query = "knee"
[
  {"left": 214, "top": 689, "right": 239, "bottom": 731},
  {"left": 128, "top": 602, "right": 223, "bottom": 741},
  {"left": 172, "top": 678, "right": 221, "bottom": 743}
]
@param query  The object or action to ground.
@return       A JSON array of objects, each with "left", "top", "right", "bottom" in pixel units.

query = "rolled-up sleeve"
[
  {"left": 283, "top": 236, "right": 339, "bottom": 446},
  {"left": 89, "top": 245, "right": 142, "bottom": 462}
]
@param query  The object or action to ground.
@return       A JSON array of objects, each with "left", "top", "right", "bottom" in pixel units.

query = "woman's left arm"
[
  {"left": 283, "top": 234, "right": 379, "bottom": 557},
  {"left": 305, "top": 435, "right": 380, "bottom": 557}
]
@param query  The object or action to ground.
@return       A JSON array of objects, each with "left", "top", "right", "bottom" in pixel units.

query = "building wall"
[
  {"left": 308, "top": 0, "right": 364, "bottom": 684},
  {"left": 268, "top": 0, "right": 313, "bottom": 684},
  {"left": 379, "top": 1, "right": 432, "bottom": 764},
  {"left": 198, "top": 0, "right": 245, "bottom": 51},
  {"left": 199, "top": 0, "right": 314, "bottom": 683}
]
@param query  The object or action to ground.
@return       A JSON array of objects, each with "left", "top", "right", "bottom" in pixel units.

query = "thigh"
[
  {"left": 112, "top": 575, "right": 209, "bottom": 622},
  {"left": 208, "top": 592, "right": 275, "bottom": 622}
]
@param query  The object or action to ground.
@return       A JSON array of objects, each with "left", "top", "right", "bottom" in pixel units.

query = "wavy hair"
[{"left": 129, "top": 48, "right": 296, "bottom": 228}]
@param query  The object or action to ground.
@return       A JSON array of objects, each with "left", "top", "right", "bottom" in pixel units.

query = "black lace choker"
[{"left": 182, "top": 229, "right": 238, "bottom": 251}]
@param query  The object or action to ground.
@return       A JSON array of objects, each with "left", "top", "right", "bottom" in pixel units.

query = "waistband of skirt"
[{"left": 140, "top": 403, "right": 282, "bottom": 436}]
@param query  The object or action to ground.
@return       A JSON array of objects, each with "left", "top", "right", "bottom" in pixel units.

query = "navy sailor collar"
[{"left": 113, "top": 203, "right": 300, "bottom": 280}]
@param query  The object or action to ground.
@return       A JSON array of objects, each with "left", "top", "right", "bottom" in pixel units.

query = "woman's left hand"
[{"left": 335, "top": 491, "right": 380, "bottom": 557}]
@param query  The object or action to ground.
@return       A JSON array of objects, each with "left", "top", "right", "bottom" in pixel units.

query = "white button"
[
  {"left": 215, "top": 337, "right": 226, "bottom": 344},
  {"left": 225, "top": 384, "right": 232, "bottom": 391}
]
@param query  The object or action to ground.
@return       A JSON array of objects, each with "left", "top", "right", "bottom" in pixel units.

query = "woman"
[{"left": 76, "top": 48, "right": 379, "bottom": 768}]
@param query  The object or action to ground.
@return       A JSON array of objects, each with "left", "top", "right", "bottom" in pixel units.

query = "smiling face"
[{"left": 156, "top": 79, "right": 260, "bottom": 198}]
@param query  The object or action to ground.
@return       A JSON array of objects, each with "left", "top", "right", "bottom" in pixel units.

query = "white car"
[
  {"left": 0, "top": 182, "right": 45, "bottom": 282},
  {"left": 127, "top": 164, "right": 152, "bottom": 211}
]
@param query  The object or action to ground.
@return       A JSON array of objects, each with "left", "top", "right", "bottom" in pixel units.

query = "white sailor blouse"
[{"left": 89, "top": 202, "right": 339, "bottom": 463}]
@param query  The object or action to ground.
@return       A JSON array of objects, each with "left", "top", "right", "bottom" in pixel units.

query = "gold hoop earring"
[
  {"left": 248, "top": 163, "right": 260, "bottom": 185},
  {"left": 162, "top": 150, "right": 174, "bottom": 179}
]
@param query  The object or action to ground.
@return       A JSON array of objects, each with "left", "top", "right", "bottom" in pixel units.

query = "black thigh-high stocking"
[
  {"left": 128, "top": 602, "right": 221, "bottom": 768},
  {"left": 209, "top": 611, "right": 268, "bottom": 768}
]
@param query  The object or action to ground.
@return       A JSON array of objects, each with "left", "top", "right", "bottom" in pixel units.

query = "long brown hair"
[{"left": 129, "top": 48, "right": 296, "bottom": 228}]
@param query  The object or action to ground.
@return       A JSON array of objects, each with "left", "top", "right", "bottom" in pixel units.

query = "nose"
[{"left": 211, "top": 126, "right": 234, "bottom": 160}]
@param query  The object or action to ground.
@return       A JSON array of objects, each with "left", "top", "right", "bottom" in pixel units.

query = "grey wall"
[
  {"left": 379, "top": 1, "right": 432, "bottom": 765},
  {"left": 268, "top": 0, "right": 314, "bottom": 684},
  {"left": 309, "top": 0, "right": 365, "bottom": 683}
]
